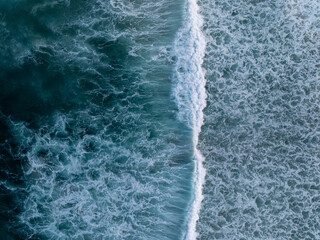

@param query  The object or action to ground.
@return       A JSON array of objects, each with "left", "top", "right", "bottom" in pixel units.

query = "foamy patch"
[{"left": 173, "top": 0, "right": 206, "bottom": 239}]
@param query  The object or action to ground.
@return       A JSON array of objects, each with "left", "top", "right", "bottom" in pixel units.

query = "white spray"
[{"left": 173, "top": 0, "right": 206, "bottom": 239}]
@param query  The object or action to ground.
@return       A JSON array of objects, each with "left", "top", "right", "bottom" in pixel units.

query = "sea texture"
[
  {"left": 0, "top": 0, "right": 319, "bottom": 240},
  {"left": 0, "top": 1, "right": 195, "bottom": 239},
  {"left": 197, "top": 0, "right": 320, "bottom": 239}
]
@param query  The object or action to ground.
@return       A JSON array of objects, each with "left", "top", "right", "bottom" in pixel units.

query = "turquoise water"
[{"left": 0, "top": 0, "right": 319, "bottom": 239}]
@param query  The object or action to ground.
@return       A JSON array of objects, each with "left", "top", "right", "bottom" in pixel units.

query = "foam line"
[{"left": 173, "top": 0, "right": 206, "bottom": 239}]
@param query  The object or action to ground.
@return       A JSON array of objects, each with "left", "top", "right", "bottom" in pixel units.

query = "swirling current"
[{"left": 0, "top": 0, "right": 319, "bottom": 240}]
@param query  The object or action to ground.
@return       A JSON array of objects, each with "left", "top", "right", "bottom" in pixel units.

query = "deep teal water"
[{"left": 0, "top": 1, "right": 195, "bottom": 239}]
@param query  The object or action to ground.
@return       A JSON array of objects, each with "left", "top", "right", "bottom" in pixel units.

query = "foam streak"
[{"left": 173, "top": 0, "right": 206, "bottom": 239}]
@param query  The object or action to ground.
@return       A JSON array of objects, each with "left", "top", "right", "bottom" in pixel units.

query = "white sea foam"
[{"left": 173, "top": 0, "right": 206, "bottom": 239}]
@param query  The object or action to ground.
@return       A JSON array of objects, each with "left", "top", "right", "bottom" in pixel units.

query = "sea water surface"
[
  {"left": 0, "top": 0, "right": 197, "bottom": 239},
  {"left": 0, "top": 0, "right": 320, "bottom": 239},
  {"left": 197, "top": 0, "right": 320, "bottom": 239}
]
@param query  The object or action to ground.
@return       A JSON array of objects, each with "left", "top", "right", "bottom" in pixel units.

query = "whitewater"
[{"left": 173, "top": 0, "right": 206, "bottom": 238}]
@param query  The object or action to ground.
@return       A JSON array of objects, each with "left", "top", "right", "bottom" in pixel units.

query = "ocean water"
[
  {"left": 0, "top": 0, "right": 319, "bottom": 240},
  {"left": 197, "top": 0, "right": 320, "bottom": 239},
  {"left": 0, "top": 0, "right": 194, "bottom": 239}
]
